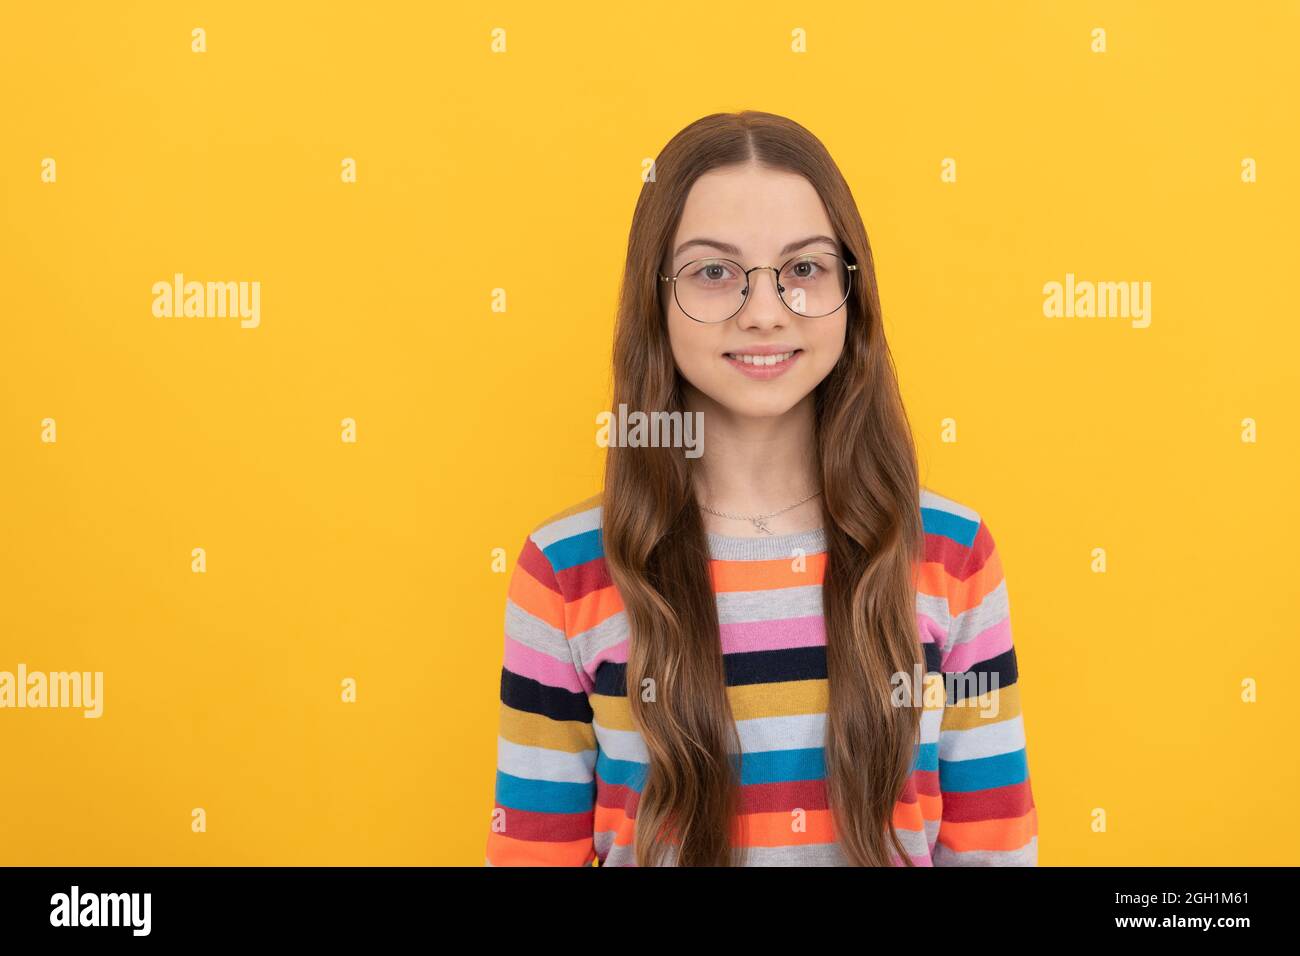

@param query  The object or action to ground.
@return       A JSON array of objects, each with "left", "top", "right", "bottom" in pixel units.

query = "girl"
[{"left": 486, "top": 110, "right": 1037, "bottom": 866}]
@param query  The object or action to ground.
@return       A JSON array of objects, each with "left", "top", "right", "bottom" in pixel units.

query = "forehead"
[{"left": 671, "top": 164, "right": 835, "bottom": 260}]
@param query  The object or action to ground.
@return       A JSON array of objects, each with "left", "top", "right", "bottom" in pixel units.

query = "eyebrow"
[{"left": 672, "top": 234, "right": 840, "bottom": 262}]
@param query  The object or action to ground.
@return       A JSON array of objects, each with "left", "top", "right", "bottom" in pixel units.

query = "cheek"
[
  {"left": 667, "top": 311, "right": 718, "bottom": 380},
  {"left": 808, "top": 318, "right": 848, "bottom": 367},
  {"left": 789, "top": 322, "right": 845, "bottom": 389}
]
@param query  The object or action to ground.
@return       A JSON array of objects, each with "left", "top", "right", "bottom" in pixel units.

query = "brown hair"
[{"left": 602, "top": 110, "right": 925, "bottom": 866}]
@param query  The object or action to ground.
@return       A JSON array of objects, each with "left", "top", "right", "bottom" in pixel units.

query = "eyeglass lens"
[{"left": 672, "top": 254, "right": 851, "bottom": 323}]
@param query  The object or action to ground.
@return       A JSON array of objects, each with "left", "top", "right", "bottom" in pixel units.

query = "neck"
[{"left": 683, "top": 385, "right": 822, "bottom": 536}]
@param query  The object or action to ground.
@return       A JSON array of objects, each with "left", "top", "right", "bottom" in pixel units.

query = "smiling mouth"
[
  {"left": 721, "top": 348, "right": 804, "bottom": 379},
  {"left": 722, "top": 349, "right": 801, "bottom": 366}
]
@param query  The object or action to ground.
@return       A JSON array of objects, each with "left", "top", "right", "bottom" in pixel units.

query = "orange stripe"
[
  {"left": 917, "top": 789, "right": 943, "bottom": 823},
  {"left": 508, "top": 564, "right": 566, "bottom": 629},
  {"left": 487, "top": 831, "right": 595, "bottom": 866},
  {"left": 733, "top": 808, "right": 838, "bottom": 847},
  {"left": 594, "top": 801, "right": 943, "bottom": 855},
  {"left": 594, "top": 804, "right": 635, "bottom": 845},
  {"left": 894, "top": 795, "right": 926, "bottom": 832},
  {"left": 948, "top": 546, "right": 1005, "bottom": 616},
  {"left": 914, "top": 560, "right": 949, "bottom": 601},
  {"left": 733, "top": 804, "right": 927, "bottom": 849},
  {"left": 709, "top": 553, "right": 828, "bottom": 592},
  {"left": 567, "top": 583, "right": 624, "bottom": 635},
  {"left": 937, "top": 806, "right": 1037, "bottom": 853}
]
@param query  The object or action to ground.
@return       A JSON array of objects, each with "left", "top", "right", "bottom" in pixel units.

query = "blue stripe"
[
  {"left": 937, "top": 749, "right": 1027, "bottom": 792},
  {"left": 596, "top": 751, "right": 647, "bottom": 791},
  {"left": 598, "top": 749, "right": 830, "bottom": 789},
  {"left": 495, "top": 770, "right": 596, "bottom": 814},
  {"left": 914, "top": 741, "right": 938, "bottom": 773},
  {"left": 542, "top": 528, "right": 603, "bottom": 572},
  {"left": 738, "top": 747, "right": 824, "bottom": 785},
  {"left": 921, "top": 507, "right": 979, "bottom": 548},
  {"left": 601, "top": 744, "right": 941, "bottom": 788},
  {"left": 550, "top": 512, "right": 976, "bottom": 564}
]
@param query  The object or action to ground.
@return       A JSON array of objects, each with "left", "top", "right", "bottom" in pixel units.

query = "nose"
[{"left": 736, "top": 267, "right": 787, "bottom": 330}]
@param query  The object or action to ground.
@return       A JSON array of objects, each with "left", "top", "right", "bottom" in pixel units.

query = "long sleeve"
[
  {"left": 485, "top": 532, "right": 599, "bottom": 866},
  {"left": 933, "top": 517, "right": 1038, "bottom": 865}
]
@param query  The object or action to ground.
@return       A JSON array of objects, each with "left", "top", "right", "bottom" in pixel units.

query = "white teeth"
[{"left": 729, "top": 351, "right": 794, "bottom": 366}]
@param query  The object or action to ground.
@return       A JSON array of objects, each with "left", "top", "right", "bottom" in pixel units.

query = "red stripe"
[
  {"left": 941, "top": 780, "right": 1034, "bottom": 822},
  {"left": 556, "top": 554, "right": 613, "bottom": 602},
  {"left": 517, "top": 537, "right": 561, "bottom": 593},
  {"left": 492, "top": 804, "right": 595, "bottom": 842}
]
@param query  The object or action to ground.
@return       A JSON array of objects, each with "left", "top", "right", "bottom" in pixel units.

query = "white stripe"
[
  {"left": 530, "top": 504, "right": 602, "bottom": 551},
  {"left": 920, "top": 485, "right": 981, "bottom": 523}
]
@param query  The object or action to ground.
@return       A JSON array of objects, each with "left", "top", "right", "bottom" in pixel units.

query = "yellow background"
[{"left": 2, "top": 1, "right": 1297, "bottom": 865}]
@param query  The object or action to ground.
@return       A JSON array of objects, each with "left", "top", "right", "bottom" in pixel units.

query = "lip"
[
  {"left": 722, "top": 347, "right": 803, "bottom": 380},
  {"left": 724, "top": 344, "right": 800, "bottom": 355}
]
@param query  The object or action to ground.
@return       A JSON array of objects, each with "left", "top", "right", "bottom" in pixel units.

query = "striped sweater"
[{"left": 486, "top": 487, "right": 1038, "bottom": 866}]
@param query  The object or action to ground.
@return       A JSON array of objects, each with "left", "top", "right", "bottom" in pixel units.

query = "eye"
[
  {"left": 787, "top": 259, "right": 822, "bottom": 279},
  {"left": 684, "top": 259, "right": 741, "bottom": 286}
]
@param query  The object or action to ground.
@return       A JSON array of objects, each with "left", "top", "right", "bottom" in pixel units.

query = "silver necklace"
[{"left": 700, "top": 489, "right": 822, "bottom": 535}]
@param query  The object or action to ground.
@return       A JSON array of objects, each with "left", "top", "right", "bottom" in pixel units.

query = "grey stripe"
[
  {"left": 943, "top": 579, "right": 1010, "bottom": 662},
  {"left": 715, "top": 584, "right": 823, "bottom": 622},
  {"left": 504, "top": 598, "right": 571, "bottom": 663},
  {"left": 932, "top": 835, "right": 1037, "bottom": 866},
  {"left": 707, "top": 527, "right": 827, "bottom": 561},
  {"left": 595, "top": 831, "right": 937, "bottom": 866},
  {"left": 497, "top": 736, "right": 596, "bottom": 784},
  {"left": 567, "top": 607, "right": 630, "bottom": 677}
]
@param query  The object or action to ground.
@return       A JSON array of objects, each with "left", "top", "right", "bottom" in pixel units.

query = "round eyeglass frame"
[{"left": 658, "top": 252, "right": 858, "bottom": 324}]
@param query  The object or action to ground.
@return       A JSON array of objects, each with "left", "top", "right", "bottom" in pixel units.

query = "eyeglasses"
[{"left": 658, "top": 252, "right": 857, "bottom": 324}]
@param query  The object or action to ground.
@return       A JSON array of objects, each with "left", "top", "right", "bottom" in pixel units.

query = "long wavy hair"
[{"left": 601, "top": 110, "right": 925, "bottom": 866}]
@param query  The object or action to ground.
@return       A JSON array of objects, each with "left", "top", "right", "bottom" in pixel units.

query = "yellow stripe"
[
  {"left": 937, "top": 681, "right": 1022, "bottom": 730},
  {"left": 498, "top": 701, "right": 596, "bottom": 753}
]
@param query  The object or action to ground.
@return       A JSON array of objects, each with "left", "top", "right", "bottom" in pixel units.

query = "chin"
[
  {"left": 716, "top": 388, "right": 805, "bottom": 419},
  {"left": 680, "top": 366, "right": 820, "bottom": 420}
]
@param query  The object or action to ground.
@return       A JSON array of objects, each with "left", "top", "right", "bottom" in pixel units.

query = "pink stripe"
[
  {"left": 583, "top": 637, "right": 629, "bottom": 680},
  {"left": 582, "top": 615, "right": 940, "bottom": 677},
  {"left": 719, "top": 615, "right": 825, "bottom": 654},
  {"left": 917, "top": 612, "right": 946, "bottom": 647},
  {"left": 942, "top": 618, "right": 1012, "bottom": 673},
  {"left": 502, "top": 635, "right": 587, "bottom": 693}
]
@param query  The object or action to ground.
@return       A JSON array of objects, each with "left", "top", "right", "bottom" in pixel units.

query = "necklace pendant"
[{"left": 753, "top": 517, "right": 774, "bottom": 535}]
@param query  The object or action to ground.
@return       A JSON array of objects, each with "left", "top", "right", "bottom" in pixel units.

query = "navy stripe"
[
  {"left": 944, "top": 648, "right": 1018, "bottom": 705},
  {"left": 501, "top": 668, "right": 594, "bottom": 723},
  {"left": 592, "top": 642, "right": 941, "bottom": 697}
]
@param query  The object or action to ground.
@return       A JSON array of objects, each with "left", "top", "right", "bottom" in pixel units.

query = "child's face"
[{"left": 664, "top": 162, "right": 849, "bottom": 420}]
